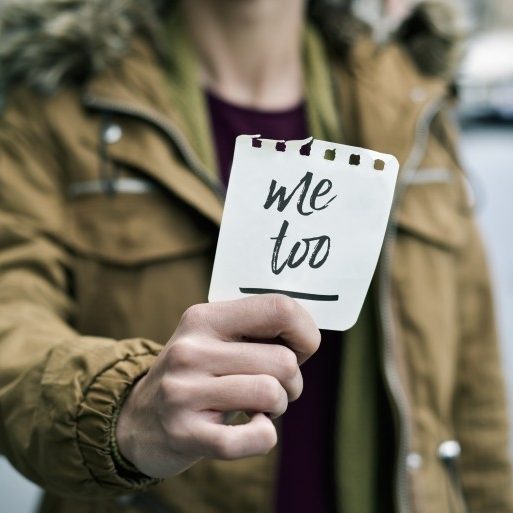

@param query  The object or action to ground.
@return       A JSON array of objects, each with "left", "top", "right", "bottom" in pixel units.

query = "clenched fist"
[{"left": 116, "top": 294, "right": 321, "bottom": 478}]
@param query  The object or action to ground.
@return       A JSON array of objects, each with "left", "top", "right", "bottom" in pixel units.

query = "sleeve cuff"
[{"left": 76, "top": 340, "right": 162, "bottom": 491}]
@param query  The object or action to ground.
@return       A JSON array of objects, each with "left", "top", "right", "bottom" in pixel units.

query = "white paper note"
[{"left": 209, "top": 136, "right": 399, "bottom": 331}]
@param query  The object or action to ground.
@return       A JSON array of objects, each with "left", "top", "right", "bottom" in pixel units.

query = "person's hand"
[{"left": 115, "top": 294, "right": 321, "bottom": 478}]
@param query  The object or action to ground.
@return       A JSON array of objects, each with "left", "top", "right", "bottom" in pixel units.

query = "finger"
[
  {"left": 185, "top": 295, "right": 321, "bottom": 364},
  {"left": 197, "top": 375, "right": 288, "bottom": 419},
  {"left": 196, "top": 412, "right": 277, "bottom": 460},
  {"left": 189, "top": 340, "right": 303, "bottom": 401}
]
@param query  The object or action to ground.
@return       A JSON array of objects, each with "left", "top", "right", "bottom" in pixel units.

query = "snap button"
[
  {"left": 406, "top": 452, "right": 423, "bottom": 470},
  {"left": 103, "top": 124, "right": 123, "bottom": 144},
  {"left": 437, "top": 440, "right": 461, "bottom": 461},
  {"left": 410, "top": 87, "right": 427, "bottom": 103}
]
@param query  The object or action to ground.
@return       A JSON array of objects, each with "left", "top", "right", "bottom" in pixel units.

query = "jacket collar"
[
  {"left": 82, "top": 38, "right": 226, "bottom": 225},
  {"left": 81, "top": 10, "right": 449, "bottom": 229},
  {"left": 335, "top": 39, "right": 448, "bottom": 163},
  {"left": 81, "top": 24, "right": 348, "bottom": 226}
]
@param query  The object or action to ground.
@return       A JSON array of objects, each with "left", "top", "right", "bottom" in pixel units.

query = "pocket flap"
[
  {"left": 69, "top": 187, "right": 214, "bottom": 265},
  {"left": 395, "top": 174, "right": 467, "bottom": 251}
]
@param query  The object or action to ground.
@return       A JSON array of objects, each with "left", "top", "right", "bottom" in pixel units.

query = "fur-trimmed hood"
[{"left": 0, "top": 0, "right": 464, "bottom": 95}]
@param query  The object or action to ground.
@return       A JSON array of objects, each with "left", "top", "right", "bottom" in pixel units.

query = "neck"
[{"left": 181, "top": 0, "right": 305, "bottom": 110}]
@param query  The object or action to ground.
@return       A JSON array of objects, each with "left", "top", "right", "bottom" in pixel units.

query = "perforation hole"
[
  {"left": 300, "top": 142, "right": 312, "bottom": 156},
  {"left": 324, "top": 149, "right": 336, "bottom": 161},
  {"left": 349, "top": 154, "right": 360, "bottom": 166},
  {"left": 276, "top": 141, "right": 286, "bottom": 152},
  {"left": 252, "top": 138, "right": 262, "bottom": 148},
  {"left": 374, "top": 159, "right": 385, "bottom": 171}
]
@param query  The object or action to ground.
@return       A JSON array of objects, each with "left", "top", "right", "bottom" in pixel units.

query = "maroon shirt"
[{"left": 207, "top": 90, "right": 342, "bottom": 513}]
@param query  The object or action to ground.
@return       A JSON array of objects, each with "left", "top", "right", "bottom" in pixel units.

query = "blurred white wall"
[
  {"left": 0, "top": 457, "right": 41, "bottom": 512},
  {"left": 467, "top": 0, "right": 513, "bottom": 30}
]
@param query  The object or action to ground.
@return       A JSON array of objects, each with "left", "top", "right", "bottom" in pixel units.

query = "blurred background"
[{"left": 1, "top": 0, "right": 512, "bottom": 511}]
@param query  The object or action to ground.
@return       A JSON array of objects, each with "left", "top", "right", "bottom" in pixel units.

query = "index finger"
[{"left": 201, "top": 294, "right": 321, "bottom": 364}]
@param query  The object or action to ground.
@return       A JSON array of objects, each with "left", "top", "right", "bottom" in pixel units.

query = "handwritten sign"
[{"left": 209, "top": 136, "right": 399, "bottom": 331}]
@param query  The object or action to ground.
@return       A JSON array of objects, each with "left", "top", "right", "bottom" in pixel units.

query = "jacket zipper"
[
  {"left": 379, "top": 95, "right": 446, "bottom": 513},
  {"left": 82, "top": 95, "right": 226, "bottom": 200}
]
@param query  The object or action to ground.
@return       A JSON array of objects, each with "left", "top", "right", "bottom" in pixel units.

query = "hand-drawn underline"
[{"left": 239, "top": 287, "right": 339, "bottom": 302}]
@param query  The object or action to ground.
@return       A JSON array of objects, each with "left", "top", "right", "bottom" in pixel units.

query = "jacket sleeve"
[
  {"left": 444, "top": 114, "right": 513, "bottom": 512},
  {"left": 0, "top": 90, "right": 162, "bottom": 498}
]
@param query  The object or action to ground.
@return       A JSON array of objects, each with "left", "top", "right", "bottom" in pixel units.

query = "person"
[{"left": 0, "top": 0, "right": 512, "bottom": 512}]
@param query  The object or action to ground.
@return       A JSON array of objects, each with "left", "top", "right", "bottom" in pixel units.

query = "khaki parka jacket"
[{"left": 0, "top": 2, "right": 512, "bottom": 513}]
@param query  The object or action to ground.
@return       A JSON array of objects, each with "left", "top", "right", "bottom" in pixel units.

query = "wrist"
[
  {"left": 74, "top": 342, "right": 161, "bottom": 490},
  {"left": 114, "top": 376, "right": 145, "bottom": 469},
  {"left": 111, "top": 403, "right": 141, "bottom": 474}
]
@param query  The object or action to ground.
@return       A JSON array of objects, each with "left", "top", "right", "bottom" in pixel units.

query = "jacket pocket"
[
  {"left": 395, "top": 169, "right": 468, "bottom": 251},
  {"left": 392, "top": 175, "right": 470, "bottom": 483},
  {"left": 67, "top": 183, "right": 216, "bottom": 342},
  {"left": 69, "top": 180, "right": 214, "bottom": 265}
]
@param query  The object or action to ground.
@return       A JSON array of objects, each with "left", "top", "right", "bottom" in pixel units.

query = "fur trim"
[
  {"left": 0, "top": 0, "right": 160, "bottom": 94},
  {"left": 0, "top": 0, "right": 463, "bottom": 96},
  {"left": 309, "top": 2, "right": 372, "bottom": 57},
  {"left": 396, "top": 1, "right": 466, "bottom": 78}
]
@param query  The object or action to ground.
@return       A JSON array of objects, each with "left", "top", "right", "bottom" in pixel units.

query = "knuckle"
[
  {"left": 312, "top": 329, "right": 322, "bottom": 351},
  {"left": 289, "top": 371, "right": 304, "bottom": 402},
  {"left": 167, "top": 339, "right": 198, "bottom": 369},
  {"left": 259, "top": 423, "right": 278, "bottom": 453},
  {"left": 180, "top": 303, "right": 209, "bottom": 328},
  {"left": 163, "top": 417, "right": 200, "bottom": 452},
  {"left": 268, "top": 294, "right": 297, "bottom": 324},
  {"left": 276, "top": 346, "right": 298, "bottom": 381},
  {"left": 160, "top": 376, "right": 193, "bottom": 406},
  {"left": 256, "top": 375, "right": 283, "bottom": 408},
  {"left": 302, "top": 328, "right": 321, "bottom": 357},
  {"left": 210, "top": 432, "right": 234, "bottom": 460},
  {"left": 161, "top": 417, "right": 186, "bottom": 443}
]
